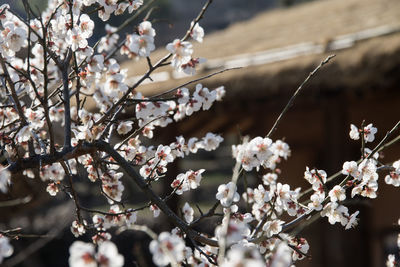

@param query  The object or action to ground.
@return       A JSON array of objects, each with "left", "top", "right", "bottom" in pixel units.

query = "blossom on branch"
[
  {"left": 0, "top": 235, "right": 13, "bottom": 264},
  {"left": 149, "top": 232, "right": 185, "bottom": 267},
  {"left": 216, "top": 181, "right": 240, "bottom": 207}
]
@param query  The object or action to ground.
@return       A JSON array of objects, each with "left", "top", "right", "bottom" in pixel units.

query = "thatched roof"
[{"left": 123, "top": 0, "right": 400, "bottom": 98}]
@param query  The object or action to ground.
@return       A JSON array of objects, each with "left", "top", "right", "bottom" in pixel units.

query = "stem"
[
  {"left": 267, "top": 55, "right": 335, "bottom": 138},
  {"left": 61, "top": 51, "right": 73, "bottom": 149}
]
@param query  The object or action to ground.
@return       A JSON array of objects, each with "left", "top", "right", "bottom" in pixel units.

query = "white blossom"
[
  {"left": 328, "top": 185, "right": 346, "bottom": 202},
  {"left": 263, "top": 219, "right": 284, "bottom": 237},
  {"left": 342, "top": 161, "right": 359, "bottom": 178},
  {"left": 149, "top": 232, "right": 185, "bottom": 266},
  {"left": 190, "top": 22, "right": 204, "bottom": 43},
  {"left": 216, "top": 182, "right": 240, "bottom": 207},
  {"left": 117, "top": 121, "right": 134, "bottom": 135},
  {"left": 0, "top": 235, "right": 13, "bottom": 264},
  {"left": 0, "top": 167, "right": 11, "bottom": 193},
  {"left": 385, "top": 160, "right": 400, "bottom": 187},
  {"left": 166, "top": 39, "right": 193, "bottom": 70},
  {"left": 182, "top": 202, "right": 194, "bottom": 223},
  {"left": 349, "top": 124, "right": 360, "bottom": 140}
]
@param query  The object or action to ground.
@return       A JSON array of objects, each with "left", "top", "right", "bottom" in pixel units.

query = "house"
[{"left": 123, "top": 0, "right": 400, "bottom": 266}]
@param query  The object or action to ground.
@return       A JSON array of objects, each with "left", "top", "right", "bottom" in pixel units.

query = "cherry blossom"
[
  {"left": 345, "top": 211, "right": 360, "bottom": 230},
  {"left": 68, "top": 241, "right": 96, "bottom": 267},
  {"left": 215, "top": 86, "right": 226, "bottom": 101},
  {"left": 242, "top": 187, "right": 255, "bottom": 203},
  {"left": 263, "top": 219, "right": 284, "bottom": 237},
  {"left": 386, "top": 254, "right": 396, "bottom": 267},
  {"left": 149, "top": 232, "right": 185, "bottom": 266},
  {"left": 79, "top": 14, "right": 94, "bottom": 38},
  {"left": 304, "top": 167, "right": 327, "bottom": 192},
  {"left": 46, "top": 182, "right": 59, "bottom": 196},
  {"left": 349, "top": 124, "right": 360, "bottom": 140},
  {"left": 221, "top": 245, "right": 264, "bottom": 267},
  {"left": 198, "top": 132, "right": 224, "bottom": 151},
  {"left": 308, "top": 192, "right": 325, "bottom": 211},
  {"left": 0, "top": 235, "right": 13, "bottom": 264},
  {"left": 190, "top": 22, "right": 204, "bottom": 43},
  {"left": 253, "top": 184, "right": 271, "bottom": 204},
  {"left": 182, "top": 202, "right": 194, "bottom": 223},
  {"left": 270, "top": 241, "right": 293, "bottom": 267},
  {"left": 97, "top": 0, "right": 118, "bottom": 21},
  {"left": 117, "top": 121, "right": 134, "bottom": 135},
  {"left": 215, "top": 219, "right": 251, "bottom": 245},
  {"left": 166, "top": 39, "right": 193, "bottom": 69},
  {"left": 126, "top": 21, "right": 155, "bottom": 57},
  {"left": 329, "top": 185, "right": 346, "bottom": 202},
  {"left": 271, "top": 140, "right": 291, "bottom": 160},
  {"left": 181, "top": 57, "right": 206, "bottom": 75},
  {"left": 69, "top": 241, "right": 123, "bottom": 267},
  {"left": 66, "top": 28, "right": 88, "bottom": 51},
  {"left": 263, "top": 172, "right": 278, "bottom": 186},
  {"left": 96, "top": 241, "right": 124, "bottom": 267},
  {"left": 385, "top": 160, "right": 400, "bottom": 187},
  {"left": 126, "top": 33, "right": 154, "bottom": 57},
  {"left": 321, "top": 202, "right": 349, "bottom": 226},
  {"left": 98, "top": 24, "right": 119, "bottom": 53},
  {"left": 233, "top": 137, "right": 289, "bottom": 172},
  {"left": 0, "top": 166, "right": 11, "bottom": 193},
  {"left": 1, "top": 21, "right": 27, "bottom": 53},
  {"left": 216, "top": 181, "right": 240, "bottom": 207},
  {"left": 70, "top": 220, "right": 87, "bottom": 237},
  {"left": 1, "top": 1, "right": 399, "bottom": 266},
  {"left": 171, "top": 169, "right": 205, "bottom": 195},
  {"left": 150, "top": 204, "right": 161, "bottom": 218},
  {"left": 88, "top": 55, "right": 105, "bottom": 73},
  {"left": 363, "top": 123, "right": 378, "bottom": 142},
  {"left": 15, "top": 125, "right": 32, "bottom": 143},
  {"left": 342, "top": 161, "right": 359, "bottom": 178},
  {"left": 349, "top": 123, "right": 378, "bottom": 142},
  {"left": 155, "top": 145, "right": 174, "bottom": 165}
]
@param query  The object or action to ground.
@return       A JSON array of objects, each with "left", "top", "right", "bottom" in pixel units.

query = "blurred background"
[{"left": 2, "top": 0, "right": 400, "bottom": 266}]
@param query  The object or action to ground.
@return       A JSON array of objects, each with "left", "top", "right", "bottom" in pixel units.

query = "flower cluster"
[
  {"left": 69, "top": 241, "right": 124, "bottom": 267},
  {"left": 134, "top": 84, "right": 225, "bottom": 139},
  {"left": 92, "top": 205, "right": 137, "bottom": 231},
  {"left": 349, "top": 123, "right": 378, "bottom": 142},
  {"left": 233, "top": 137, "right": 290, "bottom": 171},
  {"left": 171, "top": 169, "right": 205, "bottom": 195},
  {"left": 123, "top": 21, "right": 155, "bottom": 58},
  {"left": 0, "top": 6, "right": 28, "bottom": 58},
  {"left": 139, "top": 132, "right": 222, "bottom": 180},
  {"left": 166, "top": 22, "right": 204, "bottom": 74}
]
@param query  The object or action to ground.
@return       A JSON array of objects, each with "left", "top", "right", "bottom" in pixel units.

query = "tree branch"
[{"left": 267, "top": 54, "right": 335, "bottom": 138}]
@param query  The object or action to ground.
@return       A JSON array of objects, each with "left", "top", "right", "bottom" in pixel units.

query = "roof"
[{"left": 122, "top": 0, "right": 400, "bottom": 98}]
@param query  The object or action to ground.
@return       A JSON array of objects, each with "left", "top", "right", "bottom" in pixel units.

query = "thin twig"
[
  {"left": 61, "top": 50, "right": 73, "bottom": 149},
  {"left": 266, "top": 55, "right": 336, "bottom": 138},
  {"left": 217, "top": 150, "right": 244, "bottom": 263},
  {"left": 366, "top": 121, "right": 400, "bottom": 160},
  {"left": 60, "top": 161, "right": 83, "bottom": 223},
  {"left": 0, "top": 55, "right": 27, "bottom": 125},
  {"left": 189, "top": 201, "right": 220, "bottom": 227}
]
